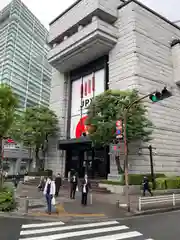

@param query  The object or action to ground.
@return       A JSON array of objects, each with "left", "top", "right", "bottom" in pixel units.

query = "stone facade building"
[{"left": 46, "top": 0, "right": 180, "bottom": 179}]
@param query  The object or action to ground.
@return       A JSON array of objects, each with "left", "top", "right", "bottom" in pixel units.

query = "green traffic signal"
[
  {"left": 150, "top": 95, "right": 158, "bottom": 102},
  {"left": 149, "top": 87, "right": 172, "bottom": 102}
]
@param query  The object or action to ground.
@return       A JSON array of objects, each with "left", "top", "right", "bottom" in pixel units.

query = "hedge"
[
  {"left": 156, "top": 177, "right": 180, "bottom": 190},
  {"left": 101, "top": 173, "right": 166, "bottom": 186},
  {"left": 0, "top": 185, "right": 16, "bottom": 212},
  {"left": 28, "top": 169, "right": 53, "bottom": 177}
]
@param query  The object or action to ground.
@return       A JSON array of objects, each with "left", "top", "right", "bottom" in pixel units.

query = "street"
[{"left": 1, "top": 210, "right": 180, "bottom": 239}]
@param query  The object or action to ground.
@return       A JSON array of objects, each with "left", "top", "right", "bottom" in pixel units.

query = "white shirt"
[{"left": 43, "top": 179, "right": 56, "bottom": 195}]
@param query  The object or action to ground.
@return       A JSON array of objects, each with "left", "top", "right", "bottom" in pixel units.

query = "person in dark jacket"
[
  {"left": 70, "top": 172, "right": 78, "bottom": 199},
  {"left": 142, "top": 176, "right": 153, "bottom": 196},
  {"left": 55, "top": 173, "right": 62, "bottom": 197},
  {"left": 81, "top": 174, "right": 91, "bottom": 206}
]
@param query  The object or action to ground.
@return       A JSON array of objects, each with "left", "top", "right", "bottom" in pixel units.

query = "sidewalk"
[{"left": 15, "top": 183, "right": 128, "bottom": 219}]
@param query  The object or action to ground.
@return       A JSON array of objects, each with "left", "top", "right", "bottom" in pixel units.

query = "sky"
[{"left": 0, "top": 0, "right": 178, "bottom": 29}]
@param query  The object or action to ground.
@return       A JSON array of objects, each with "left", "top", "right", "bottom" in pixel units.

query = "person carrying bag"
[{"left": 43, "top": 176, "right": 56, "bottom": 215}]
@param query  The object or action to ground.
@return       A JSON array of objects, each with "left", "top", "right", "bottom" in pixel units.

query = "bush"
[
  {"left": 101, "top": 180, "right": 124, "bottom": 186},
  {"left": 28, "top": 169, "right": 53, "bottom": 177},
  {"left": 101, "top": 173, "right": 166, "bottom": 186},
  {"left": 156, "top": 177, "right": 180, "bottom": 190},
  {"left": 0, "top": 186, "right": 16, "bottom": 212},
  {"left": 128, "top": 173, "right": 166, "bottom": 185}
]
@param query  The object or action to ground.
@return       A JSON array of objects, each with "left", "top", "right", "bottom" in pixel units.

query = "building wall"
[
  {"left": 45, "top": 68, "right": 69, "bottom": 175},
  {"left": 0, "top": 0, "right": 52, "bottom": 110},
  {"left": 133, "top": 2, "right": 180, "bottom": 174},
  {"left": 48, "top": 0, "right": 180, "bottom": 177},
  {"left": 108, "top": 1, "right": 180, "bottom": 176}
]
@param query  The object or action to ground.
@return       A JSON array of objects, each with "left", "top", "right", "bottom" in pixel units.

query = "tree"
[
  {"left": 86, "top": 89, "right": 153, "bottom": 173},
  {"left": 0, "top": 84, "right": 18, "bottom": 186},
  {"left": 10, "top": 106, "right": 59, "bottom": 171}
]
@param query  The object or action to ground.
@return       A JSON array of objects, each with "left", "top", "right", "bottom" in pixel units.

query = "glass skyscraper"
[{"left": 0, "top": 0, "right": 52, "bottom": 110}]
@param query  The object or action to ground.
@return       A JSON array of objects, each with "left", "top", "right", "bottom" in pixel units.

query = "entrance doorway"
[
  {"left": 59, "top": 138, "right": 110, "bottom": 179},
  {"left": 65, "top": 147, "right": 109, "bottom": 179}
]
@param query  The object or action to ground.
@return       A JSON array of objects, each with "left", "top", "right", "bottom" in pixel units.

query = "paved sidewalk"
[{"left": 14, "top": 183, "right": 128, "bottom": 219}]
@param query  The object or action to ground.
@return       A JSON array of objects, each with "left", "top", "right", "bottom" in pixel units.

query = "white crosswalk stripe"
[{"left": 18, "top": 220, "right": 154, "bottom": 240}]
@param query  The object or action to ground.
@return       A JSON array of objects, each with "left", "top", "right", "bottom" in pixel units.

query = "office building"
[
  {"left": 0, "top": 0, "right": 52, "bottom": 175},
  {"left": 0, "top": 0, "right": 52, "bottom": 110},
  {"left": 46, "top": 0, "right": 180, "bottom": 179}
]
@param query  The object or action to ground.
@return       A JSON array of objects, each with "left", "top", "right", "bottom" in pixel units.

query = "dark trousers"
[
  {"left": 70, "top": 184, "right": 76, "bottom": 199},
  {"left": 46, "top": 194, "right": 52, "bottom": 213},
  {"left": 143, "top": 187, "right": 153, "bottom": 196},
  {"left": 81, "top": 192, "right": 88, "bottom": 205},
  {"left": 55, "top": 187, "right": 60, "bottom": 197}
]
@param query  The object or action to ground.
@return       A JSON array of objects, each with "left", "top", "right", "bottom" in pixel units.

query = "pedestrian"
[
  {"left": 70, "top": 172, "right": 78, "bottom": 199},
  {"left": 55, "top": 173, "right": 62, "bottom": 197},
  {"left": 81, "top": 174, "right": 91, "bottom": 206},
  {"left": 142, "top": 176, "right": 153, "bottom": 196},
  {"left": 14, "top": 172, "right": 20, "bottom": 188},
  {"left": 43, "top": 176, "right": 56, "bottom": 214}
]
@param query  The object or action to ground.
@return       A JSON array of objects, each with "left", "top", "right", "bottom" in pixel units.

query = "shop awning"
[{"left": 58, "top": 137, "right": 92, "bottom": 150}]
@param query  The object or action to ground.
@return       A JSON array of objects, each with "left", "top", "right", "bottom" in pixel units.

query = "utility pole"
[
  {"left": 123, "top": 91, "right": 156, "bottom": 212},
  {"left": 148, "top": 145, "right": 155, "bottom": 190}
]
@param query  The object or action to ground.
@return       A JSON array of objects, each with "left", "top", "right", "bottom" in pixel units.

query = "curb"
[
  {"left": 0, "top": 211, "right": 72, "bottom": 222},
  {"left": 131, "top": 206, "right": 180, "bottom": 216}
]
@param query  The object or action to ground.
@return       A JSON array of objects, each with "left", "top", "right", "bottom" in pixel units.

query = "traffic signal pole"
[{"left": 123, "top": 91, "right": 156, "bottom": 212}]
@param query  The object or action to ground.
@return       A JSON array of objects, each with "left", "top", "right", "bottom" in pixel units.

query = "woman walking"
[{"left": 43, "top": 176, "right": 56, "bottom": 214}]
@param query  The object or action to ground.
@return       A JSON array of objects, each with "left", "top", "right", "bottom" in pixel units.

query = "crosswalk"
[{"left": 18, "top": 220, "right": 154, "bottom": 240}]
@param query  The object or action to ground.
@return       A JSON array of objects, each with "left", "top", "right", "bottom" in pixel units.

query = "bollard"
[
  {"left": 116, "top": 200, "right": 120, "bottom": 208},
  {"left": 25, "top": 197, "right": 29, "bottom": 214},
  {"left": 90, "top": 193, "right": 92, "bottom": 205}
]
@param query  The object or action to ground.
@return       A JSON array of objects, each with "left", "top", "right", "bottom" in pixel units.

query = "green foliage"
[
  {"left": 27, "top": 169, "right": 53, "bottom": 177},
  {"left": 101, "top": 173, "right": 166, "bottom": 186},
  {"left": 0, "top": 84, "right": 18, "bottom": 137},
  {"left": 156, "top": 177, "right": 180, "bottom": 190},
  {"left": 86, "top": 89, "right": 153, "bottom": 145},
  {"left": 0, "top": 186, "right": 16, "bottom": 211},
  {"left": 9, "top": 106, "right": 59, "bottom": 170},
  {"left": 10, "top": 106, "right": 59, "bottom": 147}
]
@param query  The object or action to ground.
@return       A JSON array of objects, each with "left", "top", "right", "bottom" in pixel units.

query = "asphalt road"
[
  {"left": 122, "top": 210, "right": 180, "bottom": 239},
  {"left": 0, "top": 216, "right": 44, "bottom": 240},
  {"left": 2, "top": 211, "right": 180, "bottom": 240}
]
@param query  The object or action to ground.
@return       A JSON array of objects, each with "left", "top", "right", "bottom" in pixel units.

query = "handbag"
[{"left": 52, "top": 197, "right": 56, "bottom": 205}]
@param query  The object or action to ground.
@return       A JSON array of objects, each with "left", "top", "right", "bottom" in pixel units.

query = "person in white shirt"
[
  {"left": 43, "top": 176, "right": 56, "bottom": 214},
  {"left": 81, "top": 174, "right": 91, "bottom": 206}
]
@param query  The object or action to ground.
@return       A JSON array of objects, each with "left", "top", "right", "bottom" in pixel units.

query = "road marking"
[
  {"left": 20, "top": 220, "right": 119, "bottom": 235},
  {"left": 21, "top": 221, "right": 65, "bottom": 229},
  {"left": 81, "top": 231, "right": 143, "bottom": 239},
  {"left": 19, "top": 226, "right": 129, "bottom": 240},
  {"left": 30, "top": 212, "right": 105, "bottom": 217}
]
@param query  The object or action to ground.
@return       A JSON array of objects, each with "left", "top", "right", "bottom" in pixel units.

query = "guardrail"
[{"left": 138, "top": 194, "right": 180, "bottom": 211}]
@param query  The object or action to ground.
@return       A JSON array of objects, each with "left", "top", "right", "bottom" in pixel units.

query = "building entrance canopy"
[{"left": 58, "top": 137, "right": 92, "bottom": 151}]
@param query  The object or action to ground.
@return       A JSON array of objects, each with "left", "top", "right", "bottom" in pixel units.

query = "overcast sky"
[{"left": 0, "top": 0, "right": 178, "bottom": 29}]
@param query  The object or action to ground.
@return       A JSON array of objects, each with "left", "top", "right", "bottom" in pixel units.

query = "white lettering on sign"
[{"left": 70, "top": 69, "right": 105, "bottom": 138}]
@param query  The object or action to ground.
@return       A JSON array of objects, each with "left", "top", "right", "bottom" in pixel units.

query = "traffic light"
[{"left": 149, "top": 87, "right": 172, "bottom": 102}]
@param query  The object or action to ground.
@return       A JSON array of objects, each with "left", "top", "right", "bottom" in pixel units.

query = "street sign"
[
  {"left": 116, "top": 120, "right": 123, "bottom": 139},
  {"left": 110, "top": 144, "right": 121, "bottom": 153}
]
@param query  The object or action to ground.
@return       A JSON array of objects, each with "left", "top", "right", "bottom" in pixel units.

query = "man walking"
[
  {"left": 81, "top": 174, "right": 91, "bottom": 206},
  {"left": 142, "top": 176, "right": 153, "bottom": 196},
  {"left": 70, "top": 172, "right": 78, "bottom": 199},
  {"left": 55, "top": 173, "right": 62, "bottom": 197}
]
